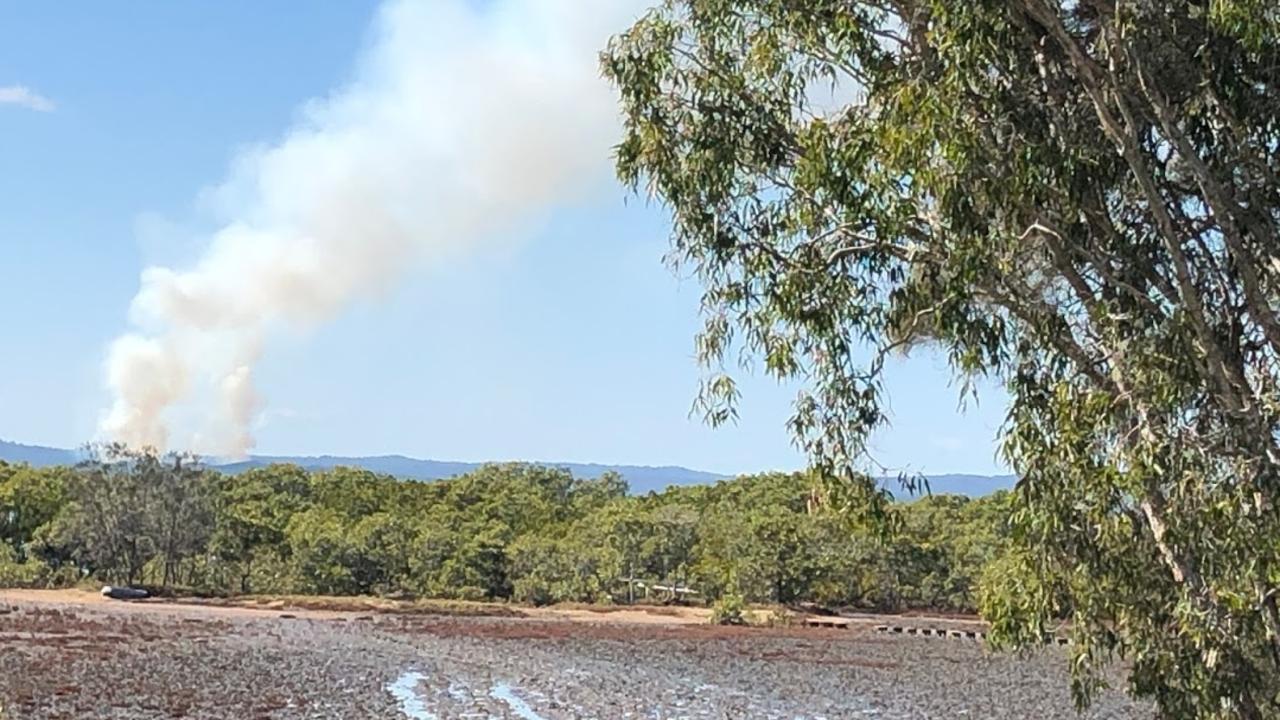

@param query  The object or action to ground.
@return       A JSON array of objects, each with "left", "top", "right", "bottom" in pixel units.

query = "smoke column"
[{"left": 101, "top": 0, "right": 644, "bottom": 457}]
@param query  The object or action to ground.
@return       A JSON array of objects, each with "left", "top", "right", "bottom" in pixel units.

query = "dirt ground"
[
  {"left": 0, "top": 588, "right": 989, "bottom": 628},
  {"left": 0, "top": 590, "right": 1150, "bottom": 719}
]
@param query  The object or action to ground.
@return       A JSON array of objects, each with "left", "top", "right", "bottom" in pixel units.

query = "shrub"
[
  {"left": 0, "top": 545, "right": 52, "bottom": 588},
  {"left": 709, "top": 592, "right": 747, "bottom": 625}
]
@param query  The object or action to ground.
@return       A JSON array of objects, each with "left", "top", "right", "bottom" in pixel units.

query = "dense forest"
[{"left": 0, "top": 446, "right": 1009, "bottom": 613}]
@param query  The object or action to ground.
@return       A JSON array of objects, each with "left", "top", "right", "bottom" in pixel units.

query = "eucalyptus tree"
[
  {"left": 55, "top": 445, "right": 211, "bottom": 587},
  {"left": 604, "top": 1, "right": 1280, "bottom": 715}
]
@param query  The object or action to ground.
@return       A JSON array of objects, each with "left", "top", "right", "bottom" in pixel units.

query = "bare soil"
[{"left": 0, "top": 590, "right": 1151, "bottom": 719}]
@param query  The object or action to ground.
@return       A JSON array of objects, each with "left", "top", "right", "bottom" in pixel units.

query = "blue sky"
[{"left": 0, "top": 2, "right": 1009, "bottom": 476}]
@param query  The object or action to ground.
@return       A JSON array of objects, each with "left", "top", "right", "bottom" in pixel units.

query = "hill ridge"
[{"left": 0, "top": 438, "right": 1015, "bottom": 496}]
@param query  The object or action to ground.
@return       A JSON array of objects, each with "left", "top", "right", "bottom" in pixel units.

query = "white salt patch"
[
  {"left": 387, "top": 671, "right": 437, "bottom": 720},
  {"left": 490, "top": 683, "right": 547, "bottom": 720}
]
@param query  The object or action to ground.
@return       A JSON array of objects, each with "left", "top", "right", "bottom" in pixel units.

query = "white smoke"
[{"left": 102, "top": 0, "right": 645, "bottom": 457}]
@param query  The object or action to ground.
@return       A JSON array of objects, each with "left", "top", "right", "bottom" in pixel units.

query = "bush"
[
  {"left": 0, "top": 545, "right": 56, "bottom": 588},
  {"left": 709, "top": 592, "right": 747, "bottom": 625},
  {"left": 511, "top": 577, "right": 554, "bottom": 606}
]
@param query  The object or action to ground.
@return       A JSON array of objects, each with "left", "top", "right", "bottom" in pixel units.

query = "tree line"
[{"left": 0, "top": 445, "right": 1009, "bottom": 612}]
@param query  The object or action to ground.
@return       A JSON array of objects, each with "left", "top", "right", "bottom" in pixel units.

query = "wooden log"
[{"left": 100, "top": 586, "right": 149, "bottom": 601}]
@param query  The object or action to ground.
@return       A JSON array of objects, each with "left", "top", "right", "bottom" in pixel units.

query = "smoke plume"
[{"left": 102, "top": 0, "right": 642, "bottom": 457}]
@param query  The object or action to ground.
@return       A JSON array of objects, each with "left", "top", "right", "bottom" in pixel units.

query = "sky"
[{"left": 0, "top": 1, "right": 1010, "bottom": 477}]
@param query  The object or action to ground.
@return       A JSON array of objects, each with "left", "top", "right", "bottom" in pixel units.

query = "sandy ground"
[
  {"left": 0, "top": 590, "right": 1150, "bottom": 719},
  {"left": 0, "top": 589, "right": 368, "bottom": 620},
  {"left": 0, "top": 589, "right": 987, "bottom": 629},
  {"left": 0, "top": 589, "right": 711, "bottom": 626}
]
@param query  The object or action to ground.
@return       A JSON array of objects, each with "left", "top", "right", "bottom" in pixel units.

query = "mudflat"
[{"left": 0, "top": 591, "right": 1149, "bottom": 719}]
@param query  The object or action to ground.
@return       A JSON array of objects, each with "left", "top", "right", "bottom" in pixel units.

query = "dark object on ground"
[
  {"left": 796, "top": 602, "right": 836, "bottom": 616},
  {"left": 100, "top": 586, "right": 149, "bottom": 601}
]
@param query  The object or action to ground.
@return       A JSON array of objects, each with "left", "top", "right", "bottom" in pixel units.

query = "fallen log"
[{"left": 101, "top": 586, "right": 149, "bottom": 601}]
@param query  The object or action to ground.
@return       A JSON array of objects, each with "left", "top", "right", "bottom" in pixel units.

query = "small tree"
[
  {"left": 57, "top": 445, "right": 211, "bottom": 586},
  {"left": 208, "top": 463, "right": 313, "bottom": 593}
]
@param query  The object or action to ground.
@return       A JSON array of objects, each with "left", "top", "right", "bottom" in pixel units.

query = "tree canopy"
[
  {"left": 604, "top": 0, "right": 1280, "bottom": 716},
  {"left": 0, "top": 452, "right": 1010, "bottom": 617}
]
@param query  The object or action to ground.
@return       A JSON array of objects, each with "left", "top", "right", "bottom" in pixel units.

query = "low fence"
[
  {"left": 872, "top": 624, "right": 1070, "bottom": 645},
  {"left": 801, "top": 616, "right": 1070, "bottom": 646}
]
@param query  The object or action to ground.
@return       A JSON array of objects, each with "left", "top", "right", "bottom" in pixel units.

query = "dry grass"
[
  {"left": 378, "top": 612, "right": 893, "bottom": 644},
  {"left": 170, "top": 593, "right": 527, "bottom": 618},
  {"left": 546, "top": 602, "right": 693, "bottom": 617}
]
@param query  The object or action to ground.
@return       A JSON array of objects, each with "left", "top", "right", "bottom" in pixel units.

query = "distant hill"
[
  {"left": 214, "top": 454, "right": 726, "bottom": 495},
  {"left": 0, "top": 439, "right": 723, "bottom": 495},
  {"left": 0, "top": 439, "right": 78, "bottom": 467},
  {"left": 880, "top": 473, "right": 1019, "bottom": 498},
  {"left": 0, "top": 438, "right": 1016, "bottom": 496}
]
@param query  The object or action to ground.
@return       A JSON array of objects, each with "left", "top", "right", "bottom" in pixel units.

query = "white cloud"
[{"left": 0, "top": 85, "right": 55, "bottom": 112}]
